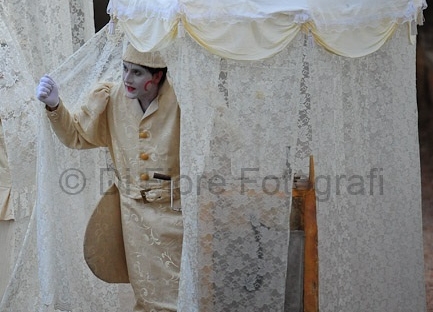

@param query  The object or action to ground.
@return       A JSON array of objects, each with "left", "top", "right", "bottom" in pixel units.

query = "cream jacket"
[{"left": 47, "top": 79, "right": 180, "bottom": 199}]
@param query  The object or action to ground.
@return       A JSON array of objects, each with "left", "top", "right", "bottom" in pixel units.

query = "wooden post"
[
  {"left": 291, "top": 156, "right": 318, "bottom": 312},
  {"left": 303, "top": 156, "right": 318, "bottom": 312}
]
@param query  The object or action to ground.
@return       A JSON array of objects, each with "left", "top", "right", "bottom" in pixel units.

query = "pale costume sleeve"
[
  {"left": 0, "top": 120, "right": 12, "bottom": 220},
  {"left": 46, "top": 83, "right": 113, "bottom": 149}
]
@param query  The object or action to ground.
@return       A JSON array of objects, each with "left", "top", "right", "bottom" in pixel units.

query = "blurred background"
[{"left": 417, "top": 3, "right": 433, "bottom": 311}]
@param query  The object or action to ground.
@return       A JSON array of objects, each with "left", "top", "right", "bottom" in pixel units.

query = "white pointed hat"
[{"left": 122, "top": 44, "right": 166, "bottom": 68}]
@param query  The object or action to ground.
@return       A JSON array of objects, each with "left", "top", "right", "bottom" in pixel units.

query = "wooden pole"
[{"left": 303, "top": 155, "right": 318, "bottom": 312}]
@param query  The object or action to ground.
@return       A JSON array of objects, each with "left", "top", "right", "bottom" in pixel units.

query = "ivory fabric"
[
  {"left": 0, "top": 1, "right": 135, "bottom": 310},
  {"left": 48, "top": 80, "right": 180, "bottom": 199},
  {"left": 0, "top": 5, "right": 39, "bottom": 303},
  {"left": 159, "top": 25, "right": 424, "bottom": 311},
  {"left": 123, "top": 43, "right": 167, "bottom": 68},
  {"left": 310, "top": 26, "right": 425, "bottom": 311},
  {"left": 161, "top": 33, "right": 303, "bottom": 311},
  {"left": 0, "top": 1, "right": 426, "bottom": 311},
  {"left": 107, "top": 0, "right": 426, "bottom": 58},
  {"left": 46, "top": 79, "right": 183, "bottom": 311},
  {"left": 121, "top": 194, "right": 182, "bottom": 311},
  {"left": 83, "top": 183, "right": 129, "bottom": 283},
  {"left": 1, "top": 0, "right": 95, "bottom": 80}
]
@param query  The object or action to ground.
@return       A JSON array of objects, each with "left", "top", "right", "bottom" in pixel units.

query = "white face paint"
[{"left": 122, "top": 61, "right": 154, "bottom": 100}]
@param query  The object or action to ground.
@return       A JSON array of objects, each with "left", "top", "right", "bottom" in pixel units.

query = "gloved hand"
[
  {"left": 36, "top": 75, "right": 59, "bottom": 108},
  {"left": 142, "top": 188, "right": 180, "bottom": 203},
  {"left": 144, "top": 189, "right": 171, "bottom": 202}
]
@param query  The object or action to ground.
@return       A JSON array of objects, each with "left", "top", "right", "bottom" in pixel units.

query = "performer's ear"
[{"left": 152, "top": 71, "right": 163, "bottom": 85}]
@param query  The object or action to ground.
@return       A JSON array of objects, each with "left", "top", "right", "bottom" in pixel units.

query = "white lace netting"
[
  {"left": 0, "top": 1, "right": 135, "bottom": 310},
  {"left": 106, "top": 0, "right": 427, "bottom": 60},
  {"left": 0, "top": 1, "right": 426, "bottom": 311},
  {"left": 309, "top": 26, "right": 425, "bottom": 311},
  {"left": 1, "top": 23, "right": 135, "bottom": 310},
  {"left": 163, "top": 26, "right": 424, "bottom": 311},
  {"left": 161, "top": 32, "right": 304, "bottom": 311},
  {"left": 306, "top": 0, "right": 426, "bottom": 30},
  {"left": 108, "top": 0, "right": 426, "bottom": 28},
  {"left": 1, "top": 0, "right": 95, "bottom": 81}
]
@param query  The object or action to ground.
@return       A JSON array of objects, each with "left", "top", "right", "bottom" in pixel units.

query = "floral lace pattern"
[
  {"left": 310, "top": 27, "right": 425, "bottom": 311},
  {"left": 108, "top": 0, "right": 427, "bottom": 59},
  {"left": 162, "top": 27, "right": 424, "bottom": 311},
  {"left": 0, "top": 2, "right": 134, "bottom": 311},
  {"left": 162, "top": 34, "right": 303, "bottom": 311},
  {"left": 0, "top": 1, "right": 426, "bottom": 310}
]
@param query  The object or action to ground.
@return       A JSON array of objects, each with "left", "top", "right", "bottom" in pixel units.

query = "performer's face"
[{"left": 122, "top": 61, "right": 154, "bottom": 99}]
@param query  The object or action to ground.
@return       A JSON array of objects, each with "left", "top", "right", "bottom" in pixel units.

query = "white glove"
[
  {"left": 36, "top": 75, "right": 59, "bottom": 108},
  {"left": 143, "top": 188, "right": 180, "bottom": 203},
  {"left": 144, "top": 189, "right": 171, "bottom": 202}
]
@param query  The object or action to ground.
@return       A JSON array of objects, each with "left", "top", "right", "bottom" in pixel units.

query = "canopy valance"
[{"left": 107, "top": 0, "right": 427, "bottom": 58}]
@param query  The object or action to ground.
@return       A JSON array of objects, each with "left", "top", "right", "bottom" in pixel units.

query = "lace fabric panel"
[
  {"left": 2, "top": 0, "right": 73, "bottom": 81},
  {"left": 109, "top": 0, "right": 427, "bottom": 59},
  {"left": 109, "top": 0, "right": 425, "bottom": 26},
  {"left": 1, "top": 0, "right": 95, "bottom": 80},
  {"left": 306, "top": 0, "right": 426, "bottom": 30},
  {"left": 161, "top": 33, "right": 303, "bottom": 311},
  {"left": 0, "top": 2, "right": 426, "bottom": 309},
  {"left": 0, "top": 24, "right": 134, "bottom": 311},
  {"left": 0, "top": 20, "right": 38, "bottom": 306},
  {"left": 108, "top": 0, "right": 180, "bottom": 20},
  {"left": 0, "top": 8, "right": 38, "bottom": 222},
  {"left": 69, "top": 0, "right": 96, "bottom": 51},
  {"left": 310, "top": 26, "right": 425, "bottom": 311},
  {"left": 0, "top": 51, "right": 41, "bottom": 312},
  {"left": 293, "top": 34, "right": 313, "bottom": 176},
  {"left": 0, "top": 1, "right": 133, "bottom": 306},
  {"left": 0, "top": 0, "right": 96, "bottom": 220}
]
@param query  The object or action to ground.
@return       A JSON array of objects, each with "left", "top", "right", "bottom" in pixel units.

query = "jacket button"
[
  {"left": 139, "top": 131, "right": 149, "bottom": 139},
  {"left": 140, "top": 153, "right": 149, "bottom": 160},
  {"left": 140, "top": 173, "right": 150, "bottom": 181}
]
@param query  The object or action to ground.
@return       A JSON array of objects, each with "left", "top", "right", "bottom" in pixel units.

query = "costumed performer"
[{"left": 36, "top": 44, "right": 183, "bottom": 312}]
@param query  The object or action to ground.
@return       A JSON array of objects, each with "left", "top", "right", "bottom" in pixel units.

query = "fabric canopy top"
[{"left": 107, "top": 0, "right": 427, "bottom": 59}]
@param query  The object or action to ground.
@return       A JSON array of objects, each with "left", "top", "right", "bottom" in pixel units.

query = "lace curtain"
[
  {"left": 0, "top": 0, "right": 96, "bottom": 219},
  {"left": 161, "top": 33, "right": 304, "bottom": 311},
  {"left": 0, "top": 0, "right": 95, "bottom": 80},
  {"left": 309, "top": 26, "right": 425, "bottom": 311},
  {"left": 0, "top": 20, "right": 136, "bottom": 309},
  {"left": 107, "top": 0, "right": 426, "bottom": 58},
  {"left": 0, "top": 1, "right": 135, "bottom": 311},
  {"left": 4, "top": 24, "right": 423, "bottom": 312},
  {"left": 159, "top": 25, "right": 424, "bottom": 311},
  {"left": 0, "top": 0, "right": 426, "bottom": 311}
]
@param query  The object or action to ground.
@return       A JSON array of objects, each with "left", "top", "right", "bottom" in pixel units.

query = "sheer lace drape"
[
  {"left": 310, "top": 26, "right": 425, "bottom": 311},
  {"left": 0, "top": 1, "right": 135, "bottom": 310},
  {"left": 162, "top": 34, "right": 304, "bottom": 311},
  {"left": 159, "top": 25, "right": 425, "bottom": 311},
  {"left": 0, "top": 4, "right": 42, "bottom": 305},
  {"left": 1, "top": 24, "right": 135, "bottom": 310},
  {"left": 0, "top": 0, "right": 96, "bottom": 222},
  {"left": 1, "top": 0, "right": 95, "bottom": 80},
  {"left": 108, "top": 0, "right": 426, "bottom": 58},
  {"left": 0, "top": 1, "right": 426, "bottom": 310}
]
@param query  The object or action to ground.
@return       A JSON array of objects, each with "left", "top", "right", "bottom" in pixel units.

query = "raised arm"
[{"left": 36, "top": 75, "right": 109, "bottom": 149}]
